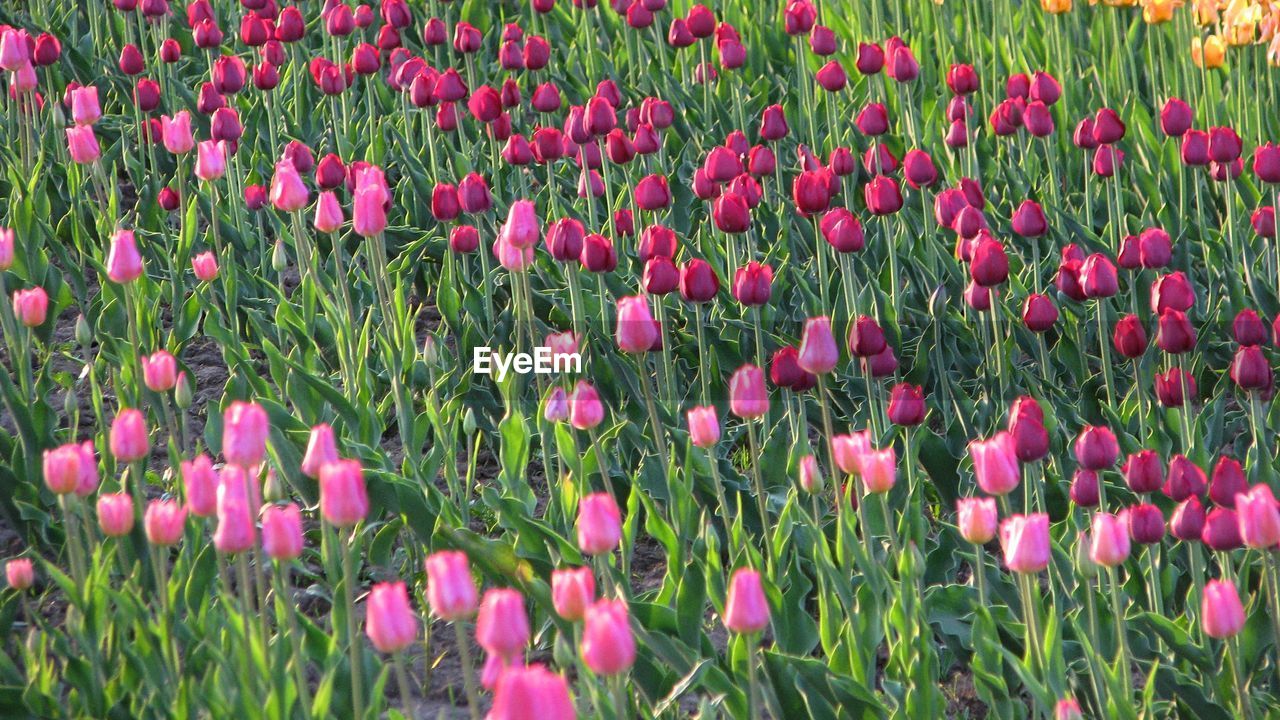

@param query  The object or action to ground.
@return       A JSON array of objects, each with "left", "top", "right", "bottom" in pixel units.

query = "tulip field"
[{"left": 7, "top": 0, "right": 1280, "bottom": 717}]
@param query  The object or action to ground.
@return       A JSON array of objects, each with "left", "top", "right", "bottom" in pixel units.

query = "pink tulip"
[
  {"left": 488, "top": 665, "right": 576, "bottom": 720},
  {"left": 365, "top": 581, "right": 419, "bottom": 653},
  {"left": 723, "top": 568, "right": 770, "bottom": 634},
  {"left": 581, "top": 599, "right": 636, "bottom": 675},
  {"left": 270, "top": 160, "right": 310, "bottom": 212},
  {"left": 796, "top": 316, "right": 839, "bottom": 374},
  {"left": 1089, "top": 512, "right": 1130, "bottom": 567},
  {"left": 261, "top": 503, "right": 304, "bottom": 560},
  {"left": 12, "top": 287, "right": 47, "bottom": 327},
  {"left": 551, "top": 566, "right": 596, "bottom": 621},
  {"left": 5, "top": 558, "right": 33, "bottom": 591},
  {"left": 615, "top": 295, "right": 659, "bottom": 353},
  {"left": 1237, "top": 484, "right": 1280, "bottom": 549},
  {"left": 957, "top": 497, "right": 998, "bottom": 544},
  {"left": 107, "top": 229, "right": 144, "bottom": 284},
  {"left": 859, "top": 447, "right": 897, "bottom": 494},
  {"left": 352, "top": 186, "right": 388, "bottom": 237},
  {"left": 686, "top": 406, "right": 720, "bottom": 448},
  {"left": 66, "top": 125, "right": 101, "bottom": 164},
  {"left": 194, "top": 140, "right": 227, "bottom": 181},
  {"left": 319, "top": 459, "right": 368, "bottom": 527},
  {"left": 999, "top": 513, "right": 1050, "bottom": 573},
  {"left": 476, "top": 588, "right": 530, "bottom": 659},
  {"left": 577, "top": 492, "right": 622, "bottom": 556},
  {"left": 110, "top": 408, "right": 149, "bottom": 463},
  {"left": 425, "top": 550, "right": 479, "bottom": 621},
  {"left": 301, "top": 423, "right": 339, "bottom": 479},
  {"left": 43, "top": 443, "right": 83, "bottom": 495},
  {"left": 313, "top": 191, "right": 344, "bottom": 233},
  {"left": 214, "top": 468, "right": 256, "bottom": 554},
  {"left": 1202, "top": 579, "right": 1246, "bottom": 638},
  {"left": 141, "top": 350, "right": 178, "bottom": 392},
  {"left": 499, "top": 199, "right": 540, "bottom": 249},
  {"left": 968, "top": 432, "right": 1020, "bottom": 496},
  {"left": 181, "top": 453, "right": 218, "bottom": 517},
  {"left": 97, "top": 493, "right": 135, "bottom": 537},
  {"left": 144, "top": 499, "right": 187, "bottom": 546},
  {"left": 160, "top": 111, "right": 195, "bottom": 154},
  {"left": 569, "top": 381, "right": 604, "bottom": 430},
  {"left": 729, "top": 364, "right": 768, "bottom": 419},
  {"left": 222, "top": 401, "right": 268, "bottom": 467},
  {"left": 69, "top": 85, "right": 101, "bottom": 126},
  {"left": 192, "top": 251, "right": 219, "bottom": 281}
]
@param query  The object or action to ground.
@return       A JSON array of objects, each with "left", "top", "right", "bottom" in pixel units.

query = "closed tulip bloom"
[
  {"left": 488, "top": 665, "right": 576, "bottom": 720},
  {"left": 1181, "top": 129, "right": 1211, "bottom": 166},
  {"left": 1070, "top": 469, "right": 1100, "bottom": 507},
  {"left": 1233, "top": 309, "right": 1268, "bottom": 346},
  {"left": 1154, "top": 367, "right": 1196, "bottom": 407},
  {"left": 1093, "top": 145, "right": 1123, "bottom": 177},
  {"left": 820, "top": 208, "right": 865, "bottom": 253},
  {"left": 425, "top": 550, "right": 479, "bottom": 621},
  {"left": 1210, "top": 457, "right": 1248, "bottom": 508},
  {"left": 1000, "top": 513, "right": 1050, "bottom": 573},
  {"left": 1011, "top": 200, "right": 1048, "bottom": 237},
  {"left": 1074, "top": 425, "right": 1118, "bottom": 470},
  {"left": 970, "top": 238, "right": 1009, "bottom": 287},
  {"left": 847, "top": 316, "right": 886, "bottom": 358},
  {"left": 1079, "top": 253, "right": 1118, "bottom": 298},
  {"left": 12, "top": 287, "right": 48, "bottom": 327},
  {"left": 1092, "top": 108, "right": 1126, "bottom": 143},
  {"left": 687, "top": 406, "right": 721, "bottom": 448},
  {"left": 615, "top": 296, "right": 659, "bottom": 353},
  {"left": 578, "top": 493, "right": 621, "bottom": 556},
  {"left": 946, "top": 63, "right": 979, "bottom": 94},
  {"left": 1237, "top": 485, "right": 1280, "bottom": 548},
  {"left": 1123, "top": 450, "right": 1164, "bottom": 493},
  {"left": 578, "top": 233, "right": 616, "bottom": 273},
  {"left": 5, "top": 559, "right": 33, "bottom": 591},
  {"left": 191, "top": 252, "right": 219, "bottom": 282},
  {"left": 1112, "top": 315, "right": 1148, "bottom": 358},
  {"left": 311, "top": 191, "right": 344, "bottom": 234},
  {"left": 1155, "top": 309, "right": 1196, "bottom": 353},
  {"left": 1170, "top": 496, "right": 1207, "bottom": 540},
  {"left": 569, "top": 381, "right": 604, "bottom": 430},
  {"left": 1089, "top": 512, "right": 1130, "bottom": 567},
  {"left": 69, "top": 85, "right": 101, "bottom": 126},
  {"left": 193, "top": 140, "right": 226, "bottom": 182},
  {"left": 643, "top": 257, "right": 678, "bottom": 295},
  {"left": 1022, "top": 293, "right": 1058, "bottom": 333},
  {"left": 319, "top": 459, "right": 368, "bottom": 527},
  {"left": 901, "top": 149, "right": 938, "bottom": 189},
  {"left": 1254, "top": 143, "right": 1280, "bottom": 183},
  {"left": 1150, "top": 271, "right": 1195, "bottom": 313},
  {"left": 729, "top": 364, "right": 769, "bottom": 418},
  {"left": 1202, "top": 579, "right": 1245, "bottom": 639},
  {"left": 298, "top": 423, "right": 339, "bottom": 480},
  {"left": 181, "top": 454, "right": 218, "bottom": 517},
  {"left": 969, "top": 432, "right": 1020, "bottom": 496},
  {"left": 1073, "top": 118, "right": 1098, "bottom": 149},
  {"left": 552, "top": 567, "right": 596, "bottom": 621},
  {"left": 97, "top": 493, "right": 135, "bottom": 537},
  {"left": 678, "top": 259, "right": 720, "bottom": 303},
  {"left": 110, "top": 408, "right": 149, "bottom": 463},
  {"left": 1124, "top": 503, "right": 1165, "bottom": 544},
  {"left": 141, "top": 350, "right": 178, "bottom": 392},
  {"left": 723, "top": 568, "right": 770, "bottom": 634},
  {"left": 1208, "top": 126, "right": 1242, "bottom": 163},
  {"left": 732, "top": 261, "right": 773, "bottom": 306},
  {"left": 448, "top": 225, "right": 479, "bottom": 254},
  {"left": 832, "top": 431, "right": 873, "bottom": 475},
  {"left": 1204, "top": 507, "right": 1243, "bottom": 551},
  {"left": 144, "top": 499, "right": 187, "bottom": 546},
  {"left": 497, "top": 199, "right": 539, "bottom": 250},
  {"left": 865, "top": 175, "right": 903, "bottom": 215},
  {"left": 633, "top": 174, "right": 671, "bottom": 211},
  {"left": 580, "top": 600, "right": 635, "bottom": 675},
  {"left": 1138, "top": 227, "right": 1172, "bottom": 268},
  {"left": 1230, "top": 346, "right": 1272, "bottom": 390},
  {"left": 796, "top": 316, "right": 839, "bottom": 375},
  {"left": 43, "top": 443, "right": 84, "bottom": 495},
  {"left": 366, "top": 581, "right": 419, "bottom": 654},
  {"left": 476, "top": 587, "right": 532, "bottom": 662},
  {"left": 796, "top": 454, "right": 824, "bottom": 493},
  {"left": 1160, "top": 98, "right": 1193, "bottom": 137},
  {"left": 222, "top": 401, "right": 268, "bottom": 467},
  {"left": 261, "top": 503, "right": 304, "bottom": 560},
  {"left": 855, "top": 103, "right": 889, "bottom": 136},
  {"left": 957, "top": 497, "right": 998, "bottom": 544},
  {"left": 1023, "top": 101, "right": 1054, "bottom": 137},
  {"left": 792, "top": 170, "right": 833, "bottom": 215},
  {"left": 270, "top": 160, "right": 309, "bottom": 212},
  {"left": 887, "top": 384, "right": 926, "bottom": 426},
  {"left": 860, "top": 447, "right": 897, "bottom": 494},
  {"left": 352, "top": 188, "right": 387, "bottom": 238},
  {"left": 1008, "top": 409, "right": 1050, "bottom": 464},
  {"left": 107, "top": 229, "right": 144, "bottom": 284}
]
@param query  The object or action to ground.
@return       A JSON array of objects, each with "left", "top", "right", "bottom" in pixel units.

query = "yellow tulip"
[
  {"left": 1194, "top": 0, "right": 1222, "bottom": 25},
  {"left": 1192, "top": 34, "right": 1228, "bottom": 67}
]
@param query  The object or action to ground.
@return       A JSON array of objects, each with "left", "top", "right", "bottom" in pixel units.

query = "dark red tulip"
[
  {"left": 580, "top": 233, "right": 617, "bottom": 273},
  {"left": 770, "top": 346, "right": 816, "bottom": 392},
  {"left": 1112, "top": 314, "right": 1148, "bottom": 358},
  {"left": 732, "top": 262, "right": 773, "bottom": 306},
  {"left": 458, "top": 173, "right": 492, "bottom": 214},
  {"left": 157, "top": 186, "right": 179, "bottom": 212},
  {"left": 547, "top": 218, "right": 585, "bottom": 262},
  {"left": 970, "top": 238, "right": 1009, "bottom": 287},
  {"left": 887, "top": 383, "right": 925, "bottom": 426},
  {"left": 946, "top": 63, "right": 978, "bottom": 95},
  {"left": 815, "top": 61, "right": 848, "bottom": 92},
  {"left": 903, "top": 150, "right": 938, "bottom": 189},
  {"left": 134, "top": 78, "right": 160, "bottom": 112},
  {"left": 1023, "top": 101, "right": 1054, "bottom": 137},
  {"left": 1073, "top": 118, "right": 1098, "bottom": 150},
  {"left": 964, "top": 282, "right": 992, "bottom": 311},
  {"left": 1011, "top": 200, "right": 1048, "bottom": 237},
  {"left": 760, "top": 105, "right": 788, "bottom": 141},
  {"left": 1209, "top": 457, "right": 1247, "bottom": 508},
  {"left": 1092, "top": 108, "right": 1125, "bottom": 143},
  {"left": 1233, "top": 309, "right": 1268, "bottom": 346},
  {"left": 1123, "top": 450, "right": 1164, "bottom": 493},
  {"left": 809, "top": 26, "right": 836, "bottom": 55},
  {"left": 634, "top": 174, "right": 671, "bottom": 211},
  {"left": 1164, "top": 454, "right": 1207, "bottom": 501},
  {"left": 887, "top": 45, "right": 918, "bottom": 82},
  {"left": 431, "top": 183, "right": 461, "bottom": 221},
  {"left": 1155, "top": 308, "right": 1196, "bottom": 353},
  {"left": 1208, "top": 126, "right": 1242, "bottom": 163},
  {"left": 1253, "top": 206, "right": 1276, "bottom": 238},
  {"left": 1170, "top": 496, "right": 1206, "bottom": 541},
  {"left": 1070, "top": 470, "right": 1100, "bottom": 507},
  {"left": 864, "top": 175, "right": 902, "bottom": 215},
  {"left": 1253, "top": 143, "right": 1280, "bottom": 183},
  {"left": 1029, "top": 71, "right": 1060, "bottom": 105},
  {"left": 1160, "top": 97, "right": 1193, "bottom": 137},
  {"left": 678, "top": 259, "right": 720, "bottom": 303},
  {"left": 855, "top": 42, "right": 884, "bottom": 75},
  {"left": 1126, "top": 503, "right": 1165, "bottom": 544},
  {"left": 1181, "top": 129, "right": 1210, "bottom": 166},
  {"left": 1117, "top": 235, "right": 1141, "bottom": 269},
  {"left": 643, "top": 257, "right": 679, "bottom": 295},
  {"left": 855, "top": 103, "right": 889, "bottom": 136},
  {"left": 1202, "top": 507, "right": 1242, "bottom": 551},
  {"left": 1154, "top": 367, "right": 1195, "bottom": 407},
  {"left": 1008, "top": 402, "right": 1049, "bottom": 462},
  {"left": 687, "top": 4, "right": 716, "bottom": 36},
  {"left": 1150, "top": 271, "right": 1195, "bottom": 313},
  {"left": 783, "top": 0, "right": 816, "bottom": 35},
  {"left": 1074, "top": 425, "right": 1118, "bottom": 470},
  {"left": 119, "top": 44, "right": 144, "bottom": 75},
  {"left": 160, "top": 38, "right": 182, "bottom": 63},
  {"left": 1210, "top": 159, "right": 1243, "bottom": 182},
  {"left": 747, "top": 145, "right": 776, "bottom": 176},
  {"left": 793, "top": 170, "right": 832, "bottom": 215},
  {"left": 524, "top": 36, "right": 551, "bottom": 69},
  {"left": 450, "top": 225, "right": 479, "bottom": 253},
  {"left": 1230, "top": 346, "right": 1272, "bottom": 390},
  {"left": 945, "top": 120, "right": 968, "bottom": 148},
  {"left": 848, "top": 316, "right": 886, "bottom": 358},
  {"left": 1080, "top": 253, "right": 1118, "bottom": 298},
  {"left": 820, "top": 208, "right": 864, "bottom": 253},
  {"left": 1005, "top": 73, "right": 1030, "bottom": 99},
  {"left": 1022, "top": 293, "right": 1058, "bottom": 333},
  {"left": 1138, "top": 227, "right": 1172, "bottom": 268},
  {"left": 712, "top": 193, "right": 750, "bottom": 233},
  {"left": 1093, "top": 144, "right": 1123, "bottom": 177},
  {"left": 667, "top": 18, "right": 694, "bottom": 47}
]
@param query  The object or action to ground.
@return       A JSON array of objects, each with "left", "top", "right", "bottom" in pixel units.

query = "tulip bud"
[{"left": 723, "top": 568, "right": 770, "bottom": 634}]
